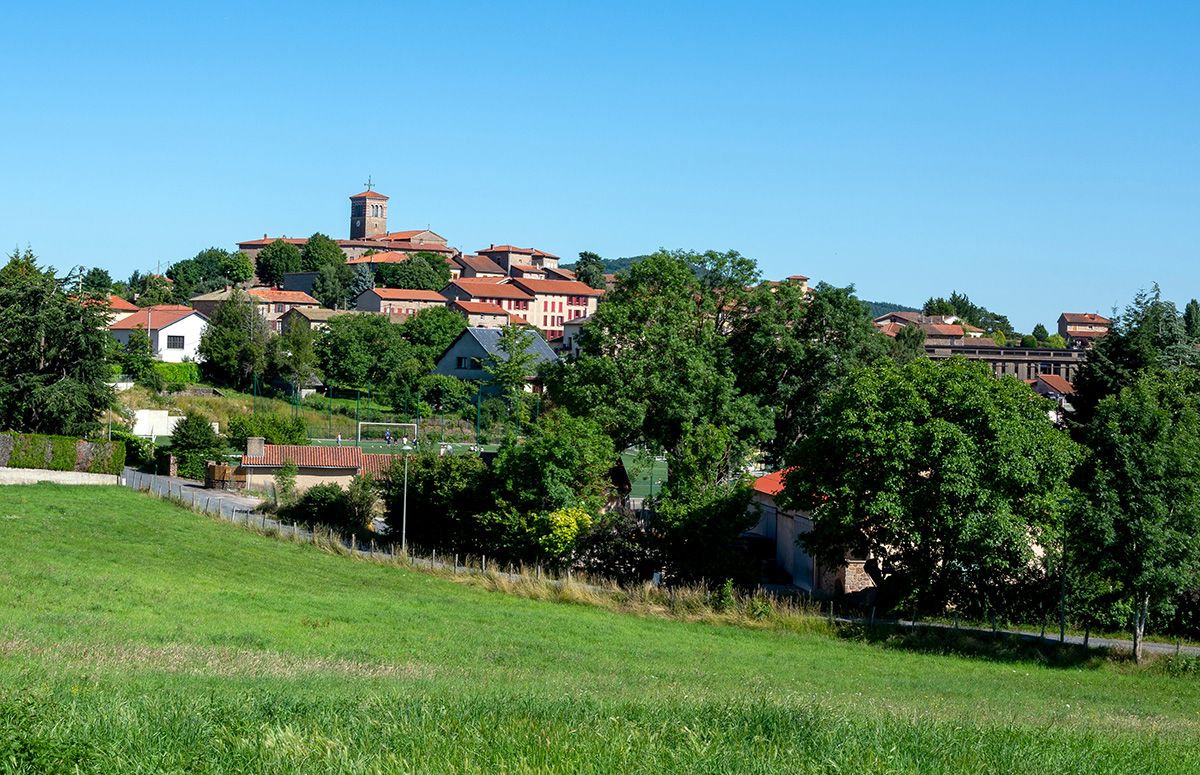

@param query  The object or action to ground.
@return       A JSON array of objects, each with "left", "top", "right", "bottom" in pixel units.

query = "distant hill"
[
  {"left": 863, "top": 300, "right": 920, "bottom": 318},
  {"left": 560, "top": 255, "right": 650, "bottom": 275}
]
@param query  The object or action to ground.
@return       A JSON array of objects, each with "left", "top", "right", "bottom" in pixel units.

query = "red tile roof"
[
  {"left": 478, "top": 245, "right": 561, "bottom": 259},
  {"left": 509, "top": 263, "right": 544, "bottom": 274},
  {"left": 454, "top": 254, "right": 506, "bottom": 275},
  {"left": 346, "top": 251, "right": 413, "bottom": 265},
  {"left": 787, "top": 274, "right": 810, "bottom": 281},
  {"left": 1036, "top": 374, "right": 1075, "bottom": 395},
  {"left": 753, "top": 470, "right": 789, "bottom": 497},
  {"left": 241, "top": 444, "right": 363, "bottom": 469},
  {"left": 361, "top": 453, "right": 398, "bottom": 475},
  {"left": 237, "top": 236, "right": 308, "bottom": 247},
  {"left": 546, "top": 267, "right": 576, "bottom": 280},
  {"left": 506, "top": 278, "right": 605, "bottom": 297},
  {"left": 108, "top": 294, "right": 138, "bottom": 311},
  {"left": 874, "top": 311, "right": 922, "bottom": 324},
  {"left": 447, "top": 280, "right": 534, "bottom": 300},
  {"left": 1060, "top": 312, "right": 1112, "bottom": 325},
  {"left": 876, "top": 321, "right": 904, "bottom": 337},
  {"left": 108, "top": 305, "right": 201, "bottom": 331},
  {"left": 248, "top": 288, "right": 319, "bottom": 305},
  {"left": 921, "top": 323, "right": 965, "bottom": 337},
  {"left": 350, "top": 190, "right": 389, "bottom": 200},
  {"left": 367, "top": 288, "right": 448, "bottom": 302},
  {"left": 451, "top": 300, "right": 509, "bottom": 316}
]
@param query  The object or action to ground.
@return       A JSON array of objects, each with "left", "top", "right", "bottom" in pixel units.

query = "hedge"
[
  {"left": 153, "top": 361, "right": 200, "bottom": 386},
  {"left": 226, "top": 414, "right": 308, "bottom": 448},
  {"left": 0, "top": 433, "right": 126, "bottom": 476}
]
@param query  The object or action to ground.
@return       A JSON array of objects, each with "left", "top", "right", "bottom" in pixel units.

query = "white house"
[{"left": 108, "top": 304, "right": 208, "bottom": 363}]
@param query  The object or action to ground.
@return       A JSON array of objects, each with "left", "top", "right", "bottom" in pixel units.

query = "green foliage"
[
  {"left": 80, "top": 267, "right": 113, "bottom": 295},
  {"left": 218, "top": 251, "right": 255, "bottom": 285},
  {"left": 892, "top": 321, "right": 927, "bottom": 364},
  {"left": 573, "top": 251, "right": 607, "bottom": 289},
  {"left": 197, "top": 290, "right": 270, "bottom": 389},
  {"left": 268, "top": 319, "right": 320, "bottom": 390},
  {"left": 165, "top": 248, "right": 251, "bottom": 300},
  {"left": 1020, "top": 334, "right": 1038, "bottom": 348},
  {"left": 226, "top": 414, "right": 308, "bottom": 448},
  {"left": 785, "top": 358, "right": 1081, "bottom": 616},
  {"left": 126, "top": 271, "right": 176, "bottom": 306},
  {"left": 282, "top": 482, "right": 367, "bottom": 534},
  {"left": 1044, "top": 334, "right": 1067, "bottom": 349},
  {"left": 381, "top": 452, "right": 490, "bottom": 550},
  {"left": 0, "top": 248, "right": 114, "bottom": 435},
  {"left": 109, "top": 427, "right": 153, "bottom": 468},
  {"left": 274, "top": 459, "right": 299, "bottom": 507},
  {"left": 1072, "top": 286, "right": 1197, "bottom": 423},
  {"left": 923, "top": 291, "right": 1013, "bottom": 336},
  {"left": 345, "top": 473, "right": 380, "bottom": 527},
  {"left": 311, "top": 262, "right": 351, "bottom": 309},
  {"left": 299, "top": 233, "right": 346, "bottom": 272},
  {"left": 153, "top": 361, "right": 200, "bottom": 386},
  {"left": 1186, "top": 299, "right": 1200, "bottom": 339},
  {"left": 120, "top": 328, "right": 162, "bottom": 391},
  {"left": 863, "top": 300, "right": 920, "bottom": 318},
  {"left": 168, "top": 412, "right": 225, "bottom": 480},
  {"left": 535, "top": 506, "right": 594, "bottom": 558},
  {"left": 492, "top": 411, "right": 615, "bottom": 515},
  {"left": 399, "top": 306, "right": 467, "bottom": 364},
  {"left": 1032, "top": 323, "right": 1049, "bottom": 342},
  {"left": 0, "top": 432, "right": 124, "bottom": 475},
  {"left": 253, "top": 240, "right": 302, "bottom": 287},
  {"left": 484, "top": 325, "right": 541, "bottom": 407},
  {"left": 348, "top": 264, "right": 374, "bottom": 300},
  {"left": 1072, "top": 371, "right": 1200, "bottom": 661},
  {"left": 316, "top": 313, "right": 416, "bottom": 392},
  {"left": 375, "top": 252, "right": 451, "bottom": 291}
]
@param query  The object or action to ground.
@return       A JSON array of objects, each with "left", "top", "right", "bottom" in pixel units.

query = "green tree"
[
  {"left": 348, "top": 264, "right": 374, "bottom": 302},
  {"left": 891, "top": 322, "right": 926, "bottom": 364},
  {"left": 1072, "top": 372, "right": 1200, "bottom": 662},
  {"left": 133, "top": 273, "right": 176, "bottom": 307},
  {"left": 923, "top": 291, "right": 1013, "bottom": 337},
  {"left": 375, "top": 252, "right": 451, "bottom": 291},
  {"left": 269, "top": 317, "right": 320, "bottom": 393},
  {"left": 380, "top": 452, "right": 490, "bottom": 550},
  {"left": 311, "top": 262, "right": 349, "bottom": 309},
  {"left": 574, "top": 251, "right": 607, "bottom": 289},
  {"left": 1020, "top": 334, "right": 1038, "bottom": 348},
  {"left": 315, "top": 312, "right": 413, "bottom": 391},
  {"left": 81, "top": 267, "right": 113, "bottom": 295},
  {"left": 218, "top": 251, "right": 255, "bottom": 285},
  {"left": 1044, "top": 334, "right": 1067, "bottom": 349},
  {"left": 0, "top": 249, "right": 114, "bottom": 436},
  {"left": 1032, "top": 323, "right": 1050, "bottom": 342},
  {"left": 484, "top": 324, "right": 541, "bottom": 412},
  {"left": 168, "top": 412, "right": 224, "bottom": 480},
  {"left": 491, "top": 411, "right": 615, "bottom": 515},
  {"left": 399, "top": 306, "right": 466, "bottom": 364},
  {"left": 254, "top": 240, "right": 302, "bottom": 287},
  {"left": 197, "top": 290, "right": 270, "bottom": 389},
  {"left": 120, "top": 328, "right": 162, "bottom": 390},
  {"left": 783, "top": 358, "right": 1080, "bottom": 616},
  {"left": 729, "top": 279, "right": 889, "bottom": 462},
  {"left": 1072, "top": 286, "right": 1196, "bottom": 423},
  {"left": 300, "top": 233, "right": 345, "bottom": 272},
  {"left": 274, "top": 459, "right": 299, "bottom": 507},
  {"left": 992, "top": 329, "right": 1007, "bottom": 346},
  {"left": 1185, "top": 299, "right": 1200, "bottom": 339}
]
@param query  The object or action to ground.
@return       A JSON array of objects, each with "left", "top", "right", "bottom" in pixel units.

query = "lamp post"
[{"left": 401, "top": 438, "right": 414, "bottom": 554}]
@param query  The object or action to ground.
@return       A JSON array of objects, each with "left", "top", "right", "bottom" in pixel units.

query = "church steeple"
[{"left": 349, "top": 179, "right": 388, "bottom": 239}]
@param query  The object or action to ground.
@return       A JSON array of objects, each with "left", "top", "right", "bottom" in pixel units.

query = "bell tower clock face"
[{"left": 355, "top": 219, "right": 362, "bottom": 228}]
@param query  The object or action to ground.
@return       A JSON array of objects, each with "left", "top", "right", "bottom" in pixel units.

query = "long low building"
[{"left": 924, "top": 343, "right": 1087, "bottom": 381}]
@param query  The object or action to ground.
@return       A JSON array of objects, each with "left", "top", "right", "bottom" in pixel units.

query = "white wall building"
[{"left": 108, "top": 305, "right": 208, "bottom": 363}]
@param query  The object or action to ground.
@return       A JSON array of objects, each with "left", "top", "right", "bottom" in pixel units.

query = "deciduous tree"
[
  {"left": 197, "top": 290, "right": 270, "bottom": 389},
  {"left": 254, "top": 240, "right": 302, "bottom": 287},
  {"left": 574, "top": 251, "right": 607, "bottom": 289}
]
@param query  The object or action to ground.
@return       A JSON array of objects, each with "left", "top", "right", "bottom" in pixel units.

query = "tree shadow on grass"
[{"left": 836, "top": 621, "right": 1113, "bottom": 670}]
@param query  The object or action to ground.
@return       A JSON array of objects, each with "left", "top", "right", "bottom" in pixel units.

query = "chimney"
[{"left": 246, "top": 437, "right": 266, "bottom": 459}]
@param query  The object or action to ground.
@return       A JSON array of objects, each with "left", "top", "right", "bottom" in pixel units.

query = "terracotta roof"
[
  {"left": 237, "top": 236, "right": 307, "bottom": 247},
  {"left": 338, "top": 239, "right": 456, "bottom": 254},
  {"left": 375, "top": 230, "right": 445, "bottom": 243},
  {"left": 107, "top": 294, "right": 138, "bottom": 311},
  {"left": 921, "top": 323, "right": 965, "bottom": 337},
  {"left": 346, "top": 251, "right": 413, "bottom": 265},
  {"left": 350, "top": 190, "right": 389, "bottom": 200},
  {"left": 109, "top": 305, "right": 202, "bottom": 331},
  {"left": 478, "top": 245, "right": 561, "bottom": 259},
  {"left": 960, "top": 323, "right": 985, "bottom": 333},
  {"left": 446, "top": 280, "right": 534, "bottom": 300},
  {"left": 361, "top": 453, "right": 398, "bottom": 476},
  {"left": 874, "top": 311, "right": 922, "bottom": 324},
  {"left": 508, "top": 263, "right": 544, "bottom": 274},
  {"left": 248, "top": 288, "right": 319, "bottom": 305},
  {"left": 453, "top": 254, "right": 507, "bottom": 275},
  {"left": 1036, "top": 374, "right": 1075, "bottom": 395},
  {"left": 753, "top": 470, "right": 789, "bottom": 497},
  {"left": 241, "top": 444, "right": 363, "bottom": 469},
  {"left": 1060, "top": 312, "right": 1112, "bottom": 325},
  {"left": 506, "top": 278, "right": 605, "bottom": 297},
  {"left": 787, "top": 274, "right": 810, "bottom": 281},
  {"left": 546, "top": 267, "right": 576, "bottom": 280},
  {"left": 451, "top": 300, "right": 510, "bottom": 316},
  {"left": 876, "top": 321, "right": 904, "bottom": 337},
  {"left": 366, "top": 288, "right": 448, "bottom": 302},
  {"left": 283, "top": 308, "right": 363, "bottom": 322},
  {"left": 1069, "top": 329, "right": 1107, "bottom": 338}
]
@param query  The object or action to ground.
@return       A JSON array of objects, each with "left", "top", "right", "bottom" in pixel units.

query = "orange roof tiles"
[
  {"left": 241, "top": 444, "right": 363, "bottom": 469},
  {"left": 1037, "top": 374, "right": 1075, "bottom": 395},
  {"left": 1060, "top": 312, "right": 1112, "bottom": 325},
  {"left": 479, "top": 245, "right": 561, "bottom": 260},
  {"left": 350, "top": 190, "right": 389, "bottom": 200},
  {"left": 248, "top": 288, "right": 319, "bottom": 305},
  {"left": 921, "top": 323, "right": 965, "bottom": 337},
  {"left": 346, "top": 251, "right": 413, "bottom": 265},
  {"left": 506, "top": 278, "right": 605, "bottom": 297},
  {"left": 454, "top": 255, "right": 506, "bottom": 275},
  {"left": 753, "top": 470, "right": 789, "bottom": 497},
  {"left": 368, "top": 288, "right": 448, "bottom": 302},
  {"left": 447, "top": 280, "right": 534, "bottom": 300},
  {"left": 451, "top": 300, "right": 510, "bottom": 316},
  {"left": 109, "top": 305, "right": 201, "bottom": 331},
  {"left": 107, "top": 294, "right": 138, "bottom": 311}
]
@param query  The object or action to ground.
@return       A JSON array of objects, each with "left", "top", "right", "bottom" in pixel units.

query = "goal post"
[{"left": 356, "top": 422, "right": 418, "bottom": 448}]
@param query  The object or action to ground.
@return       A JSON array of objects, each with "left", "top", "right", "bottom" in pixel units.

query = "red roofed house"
[
  {"left": 744, "top": 470, "right": 875, "bottom": 596},
  {"left": 1058, "top": 312, "right": 1112, "bottom": 349},
  {"left": 190, "top": 287, "right": 321, "bottom": 333},
  {"left": 505, "top": 278, "right": 604, "bottom": 339},
  {"left": 452, "top": 254, "right": 507, "bottom": 279},
  {"left": 108, "top": 305, "right": 209, "bottom": 362},
  {"left": 355, "top": 287, "right": 448, "bottom": 316},
  {"left": 477, "top": 244, "right": 561, "bottom": 272},
  {"left": 441, "top": 279, "right": 534, "bottom": 318},
  {"left": 237, "top": 439, "right": 398, "bottom": 494},
  {"left": 102, "top": 294, "right": 139, "bottom": 324},
  {"left": 450, "top": 300, "right": 523, "bottom": 328}
]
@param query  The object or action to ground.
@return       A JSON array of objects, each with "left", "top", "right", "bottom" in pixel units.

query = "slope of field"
[{"left": 0, "top": 484, "right": 1197, "bottom": 773}]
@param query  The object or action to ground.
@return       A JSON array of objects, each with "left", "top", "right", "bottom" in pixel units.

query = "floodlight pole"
[{"left": 401, "top": 441, "right": 413, "bottom": 554}]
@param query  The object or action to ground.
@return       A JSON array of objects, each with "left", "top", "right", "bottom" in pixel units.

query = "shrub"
[
  {"left": 227, "top": 414, "right": 308, "bottom": 448},
  {"left": 109, "top": 428, "right": 153, "bottom": 468},
  {"left": 281, "top": 483, "right": 366, "bottom": 534},
  {"left": 153, "top": 361, "right": 200, "bottom": 385},
  {"left": 49, "top": 436, "right": 77, "bottom": 471},
  {"left": 274, "top": 459, "right": 299, "bottom": 507},
  {"left": 168, "top": 413, "right": 225, "bottom": 480},
  {"left": 0, "top": 433, "right": 125, "bottom": 475}
]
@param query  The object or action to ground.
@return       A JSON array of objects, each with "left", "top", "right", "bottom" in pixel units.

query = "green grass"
[{"left": 1, "top": 484, "right": 1198, "bottom": 773}]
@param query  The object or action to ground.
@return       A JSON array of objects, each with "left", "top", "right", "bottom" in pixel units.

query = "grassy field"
[{"left": 1, "top": 485, "right": 1198, "bottom": 773}]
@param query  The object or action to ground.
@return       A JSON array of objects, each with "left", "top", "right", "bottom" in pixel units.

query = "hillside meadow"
[{"left": 1, "top": 484, "right": 1198, "bottom": 773}]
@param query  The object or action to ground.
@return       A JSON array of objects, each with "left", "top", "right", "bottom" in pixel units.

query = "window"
[
  {"left": 275, "top": 303, "right": 285, "bottom": 313},
  {"left": 166, "top": 335, "right": 185, "bottom": 350},
  {"left": 455, "top": 356, "right": 477, "bottom": 370}
]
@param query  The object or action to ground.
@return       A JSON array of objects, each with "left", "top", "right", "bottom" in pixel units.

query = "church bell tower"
[{"left": 349, "top": 178, "right": 388, "bottom": 239}]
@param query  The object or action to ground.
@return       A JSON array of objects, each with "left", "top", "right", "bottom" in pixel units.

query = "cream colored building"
[
  {"left": 354, "top": 288, "right": 448, "bottom": 316},
  {"left": 238, "top": 440, "right": 395, "bottom": 493},
  {"left": 505, "top": 278, "right": 603, "bottom": 339},
  {"left": 191, "top": 287, "right": 321, "bottom": 333}
]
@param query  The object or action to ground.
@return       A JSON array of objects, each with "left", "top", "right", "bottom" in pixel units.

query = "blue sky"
[{"left": 1, "top": 2, "right": 1196, "bottom": 331}]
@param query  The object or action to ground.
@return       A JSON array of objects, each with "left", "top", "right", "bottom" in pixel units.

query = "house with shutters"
[
  {"left": 108, "top": 305, "right": 209, "bottom": 363},
  {"left": 190, "top": 287, "right": 320, "bottom": 333},
  {"left": 1057, "top": 312, "right": 1112, "bottom": 348},
  {"left": 505, "top": 278, "right": 604, "bottom": 339},
  {"left": 433, "top": 327, "right": 558, "bottom": 391},
  {"left": 354, "top": 288, "right": 448, "bottom": 316},
  {"left": 449, "top": 300, "right": 527, "bottom": 328},
  {"left": 440, "top": 279, "right": 534, "bottom": 318}
]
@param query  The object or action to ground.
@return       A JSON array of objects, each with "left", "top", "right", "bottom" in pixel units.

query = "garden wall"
[{"left": 0, "top": 433, "right": 126, "bottom": 476}]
